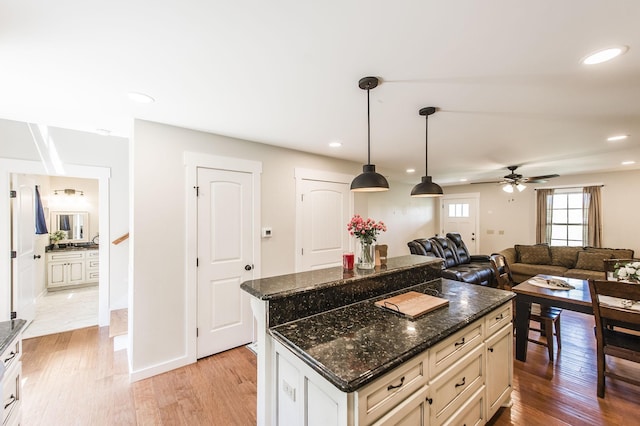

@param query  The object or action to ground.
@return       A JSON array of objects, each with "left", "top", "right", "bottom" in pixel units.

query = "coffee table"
[{"left": 512, "top": 274, "right": 592, "bottom": 362}]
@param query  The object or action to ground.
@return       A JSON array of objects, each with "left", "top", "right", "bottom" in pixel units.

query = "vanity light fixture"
[
  {"left": 582, "top": 46, "right": 628, "bottom": 65},
  {"left": 411, "top": 107, "right": 443, "bottom": 197},
  {"left": 54, "top": 189, "right": 84, "bottom": 196},
  {"left": 350, "top": 76, "right": 390, "bottom": 192}
]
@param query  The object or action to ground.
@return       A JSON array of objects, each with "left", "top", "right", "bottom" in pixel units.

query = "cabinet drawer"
[
  {"left": 47, "top": 252, "right": 85, "bottom": 261},
  {"left": 87, "top": 271, "right": 100, "bottom": 280},
  {"left": 357, "top": 352, "right": 429, "bottom": 425},
  {"left": 485, "top": 303, "right": 512, "bottom": 337},
  {"left": 430, "top": 344, "right": 484, "bottom": 424},
  {"left": 429, "top": 320, "right": 483, "bottom": 379},
  {"left": 88, "top": 260, "right": 99, "bottom": 269},
  {"left": 371, "top": 385, "right": 430, "bottom": 426},
  {"left": 87, "top": 250, "right": 99, "bottom": 258},
  {"left": 1, "top": 337, "right": 21, "bottom": 372},
  {"left": 2, "top": 361, "right": 21, "bottom": 426},
  {"left": 441, "top": 386, "right": 484, "bottom": 426}
]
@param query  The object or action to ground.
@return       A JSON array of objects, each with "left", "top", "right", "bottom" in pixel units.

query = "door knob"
[
  {"left": 244, "top": 264, "right": 253, "bottom": 271},
  {"left": 34, "top": 254, "right": 41, "bottom": 259}
]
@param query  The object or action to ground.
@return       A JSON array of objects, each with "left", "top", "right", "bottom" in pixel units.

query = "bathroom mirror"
[{"left": 50, "top": 211, "right": 89, "bottom": 242}]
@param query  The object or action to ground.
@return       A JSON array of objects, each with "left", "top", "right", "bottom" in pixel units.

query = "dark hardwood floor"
[{"left": 21, "top": 310, "right": 640, "bottom": 425}]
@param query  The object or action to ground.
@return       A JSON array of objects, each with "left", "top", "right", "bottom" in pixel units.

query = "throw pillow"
[
  {"left": 516, "top": 244, "right": 551, "bottom": 265},
  {"left": 550, "top": 246, "right": 580, "bottom": 268},
  {"left": 574, "top": 251, "right": 612, "bottom": 272}
]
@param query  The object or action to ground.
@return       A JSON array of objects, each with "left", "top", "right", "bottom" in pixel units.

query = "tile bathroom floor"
[{"left": 22, "top": 285, "right": 98, "bottom": 339}]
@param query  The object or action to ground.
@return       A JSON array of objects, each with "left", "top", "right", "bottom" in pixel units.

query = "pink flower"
[{"left": 346, "top": 215, "right": 387, "bottom": 244}]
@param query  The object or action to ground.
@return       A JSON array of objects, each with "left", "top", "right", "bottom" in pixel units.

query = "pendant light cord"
[
  {"left": 367, "top": 88, "right": 371, "bottom": 165},
  {"left": 424, "top": 114, "right": 429, "bottom": 176}
]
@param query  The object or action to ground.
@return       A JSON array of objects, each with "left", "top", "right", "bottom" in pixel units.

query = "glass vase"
[{"left": 358, "top": 240, "right": 375, "bottom": 270}]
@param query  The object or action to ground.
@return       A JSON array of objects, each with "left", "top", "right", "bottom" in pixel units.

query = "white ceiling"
[{"left": 2, "top": 1, "right": 639, "bottom": 185}]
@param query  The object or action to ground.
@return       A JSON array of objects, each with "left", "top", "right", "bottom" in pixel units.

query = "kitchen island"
[{"left": 241, "top": 255, "right": 514, "bottom": 425}]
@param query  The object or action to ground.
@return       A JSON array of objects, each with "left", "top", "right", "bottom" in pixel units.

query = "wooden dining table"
[{"left": 512, "top": 274, "right": 593, "bottom": 362}]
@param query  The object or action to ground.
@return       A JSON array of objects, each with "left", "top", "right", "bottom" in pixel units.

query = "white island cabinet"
[
  {"left": 241, "top": 255, "right": 514, "bottom": 426},
  {"left": 273, "top": 303, "right": 512, "bottom": 426},
  {"left": 1, "top": 321, "right": 25, "bottom": 426}
]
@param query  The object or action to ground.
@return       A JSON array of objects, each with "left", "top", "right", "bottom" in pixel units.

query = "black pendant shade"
[
  {"left": 351, "top": 76, "right": 389, "bottom": 192},
  {"left": 411, "top": 107, "right": 443, "bottom": 197}
]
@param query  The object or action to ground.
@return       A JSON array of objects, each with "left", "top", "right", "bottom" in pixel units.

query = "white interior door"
[
  {"left": 441, "top": 194, "right": 479, "bottom": 254},
  {"left": 196, "top": 167, "right": 254, "bottom": 358},
  {"left": 12, "top": 174, "right": 36, "bottom": 322},
  {"left": 299, "top": 179, "right": 351, "bottom": 271}
]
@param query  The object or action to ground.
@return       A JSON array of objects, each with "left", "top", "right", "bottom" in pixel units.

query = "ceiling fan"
[{"left": 471, "top": 165, "right": 560, "bottom": 193}]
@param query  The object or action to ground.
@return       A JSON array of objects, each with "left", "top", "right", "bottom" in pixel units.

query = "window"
[
  {"left": 549, "top": 191, "right": 585, "bottom": 246},
  {"left": 448, "top": 203, "right": 469, "bottom": 218}
]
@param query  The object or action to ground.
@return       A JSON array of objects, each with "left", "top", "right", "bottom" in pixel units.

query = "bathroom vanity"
[
  {"left": 241, "top": 255, "right": 515, "bottom": 425},
  {"left": 46, "top": 246, "right": 99, "bottom": 290}
]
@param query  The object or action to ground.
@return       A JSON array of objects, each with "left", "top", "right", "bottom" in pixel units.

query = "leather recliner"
[{"left": 407, "top": 233, "right": 496, "bottom": 287}]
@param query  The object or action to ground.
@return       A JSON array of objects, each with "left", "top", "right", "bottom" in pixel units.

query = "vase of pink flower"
[{"left": 347, "top": 215, "right": 387, "bottom": 269}]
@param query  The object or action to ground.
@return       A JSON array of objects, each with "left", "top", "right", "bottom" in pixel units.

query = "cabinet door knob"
[
  {"left": 34, "top": 254, "right": 41, "bottom": 259},
  {"left": 244, "top": 264, "right": 253, "bottom": 271}
]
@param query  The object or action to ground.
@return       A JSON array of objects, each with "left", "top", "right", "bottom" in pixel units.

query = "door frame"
[
  {"left": 294, "top": 168, "right": 354, "bottom": 272},
  {"left": 184, "top": 152, "right": 262, "bottom": 362},
  {"left": 439, "top": 192, "right": 480, "bottom": 251},
  {"left": 0, "top": 158, "right": 111, "bottom": 325}
]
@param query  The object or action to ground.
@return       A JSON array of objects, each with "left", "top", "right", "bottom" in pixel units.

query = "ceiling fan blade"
[
  {"left": 470, "top": 180, "right": 507, "bottom": 185},
  {"left": 522, "top": 174, "right": 560, "bottom": 183}
]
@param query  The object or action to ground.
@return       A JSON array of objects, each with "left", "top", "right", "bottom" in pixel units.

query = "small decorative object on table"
[
  {"left": 613, "top": 261, "right": 640, "bottom": 283},
  {"left": 346, "top": 214, "right": 386, "bottom": 270},
  {"left": 49, "top": 230, "right": 66, "bottom": 249}
]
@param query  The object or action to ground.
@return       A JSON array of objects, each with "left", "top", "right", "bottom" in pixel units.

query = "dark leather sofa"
[{"left": 407, "top": 233, "right": 496, "bottom": 287}]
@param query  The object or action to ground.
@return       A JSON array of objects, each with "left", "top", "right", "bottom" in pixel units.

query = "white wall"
[
  {"left": 0, "top": 118, "right": 130, "bottom": 314},
  {"left": 130, "top": 120, "right": 441, "bottom": 380},
  {"left": 442, "top": 169, "right": 640, "bottom": 256},
  {"left": 364, "top": 182, "right": 438, "bottom": 257}
]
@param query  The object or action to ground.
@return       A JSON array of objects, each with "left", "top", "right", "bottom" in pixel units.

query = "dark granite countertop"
[
  {"left": 270, "top": 279, "right": 514, "bottom": 392},
  {"left": 0, "top": 320, "right": 26, "bottom": 355},
  {"left": 241, "top": 255, "right": 442, "bottom": 301},
  {"left": 46, "top": 244, "right": 99, "bottom": 252}
]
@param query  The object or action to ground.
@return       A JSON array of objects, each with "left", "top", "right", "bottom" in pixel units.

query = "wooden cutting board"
[{"left": 375, "top": 291, "right": 449, "bottom": 319}]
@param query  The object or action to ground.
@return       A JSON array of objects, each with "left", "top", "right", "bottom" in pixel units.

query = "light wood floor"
[{"left": 21, "top": 310, "right": 640, "bottom": 425}]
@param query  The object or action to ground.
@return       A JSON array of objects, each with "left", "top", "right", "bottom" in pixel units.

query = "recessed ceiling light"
[
  {"left": 607, "top": 135, "right": 628, "bottom": 142},
  {"left": 459, "top": 178, "right": 468, "bottom": 182},
  {"left": 127, "top": 92, "right": 155, "bottom": 103},
  {"left": 406, "top": 168, "right": 416, "bottom": 174},
  {"left": 95, "top": 128, "right": 111, "bottom": 136},
  {"left": 329, "top": 141, "right": 342, "bottom": 148},
  {"left": 622, "top": 161, "right": 636, "bottom": 166},
  {"left": 582, "top": 46, "right": 628, "bottom": 65}
]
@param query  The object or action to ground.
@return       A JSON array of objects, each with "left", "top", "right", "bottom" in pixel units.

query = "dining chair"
[
  {"left": 588, "top": 279, "right": 640, "bottom": 397},
  {"left": 490, "top": 253, "right": 562, "bottom": 362}
]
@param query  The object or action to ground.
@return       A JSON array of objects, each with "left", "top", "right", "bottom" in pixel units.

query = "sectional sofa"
[{"left": 498, "top": 244, "right": 635, "bottom": 284}]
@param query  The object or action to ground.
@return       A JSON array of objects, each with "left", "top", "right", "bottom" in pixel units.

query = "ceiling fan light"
[
  {"left": 411, "top": 176, "right": 443, "bottom": 197},
  {"left": 516, "top": 183, "right": 526, "bottom": 192},
  {"left": 502, "top": 184, "right": 514, "bottom": 193},
  {"left": 351, "top": 164, "right": 389, "bottom": 192}
]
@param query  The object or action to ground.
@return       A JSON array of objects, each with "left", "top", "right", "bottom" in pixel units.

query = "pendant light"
[
  {"left": 350, "top": 76, "right": 390, "bottom": 192},
  {"left": 411, "top": 107, "right": 443, "bottom": 197}
]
